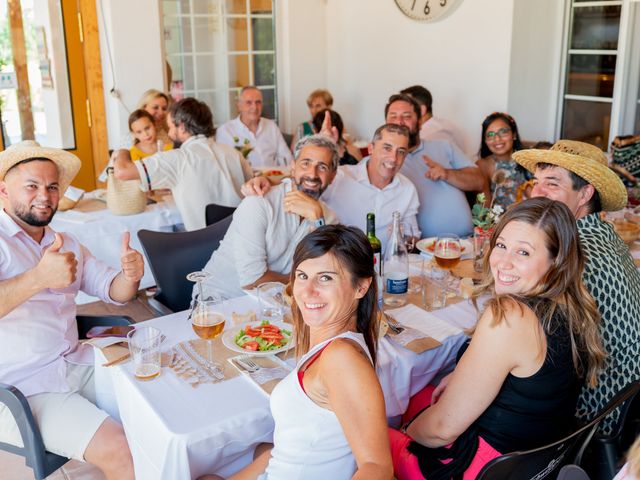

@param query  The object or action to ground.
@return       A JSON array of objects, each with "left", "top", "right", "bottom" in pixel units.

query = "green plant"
[{"left": 471, "top": 193, "right": 504, "bottom": 229}]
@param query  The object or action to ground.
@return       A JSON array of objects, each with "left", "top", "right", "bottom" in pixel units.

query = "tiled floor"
[{"left": 0, "top": 294, "right": 159, "bottom": 479}]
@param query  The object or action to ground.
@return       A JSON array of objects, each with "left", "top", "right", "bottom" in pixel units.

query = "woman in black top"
[{"left": 389, "top": 198, "right": 606, "bottom": 480}]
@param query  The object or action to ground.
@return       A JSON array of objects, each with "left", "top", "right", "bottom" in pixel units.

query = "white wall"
[
  {"left": 323, "top": 0, "right": 515, "bottom": 156},
  {"left": 507, "top": 0, "right": 565, "bottom": 144},
  {"left": 275, "top": 0, "right": 327, "bottom": 134},
  {"left": 97, "top": 0, "right": 165, "bottom": 149}
]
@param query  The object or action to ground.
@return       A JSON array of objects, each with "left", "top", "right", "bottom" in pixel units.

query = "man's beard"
[
  {"left": 295, "top": 176, "right": 324, "bottom": 199},
  {"left": 14, "top": 204, "right": 56, "bottom": 227}
]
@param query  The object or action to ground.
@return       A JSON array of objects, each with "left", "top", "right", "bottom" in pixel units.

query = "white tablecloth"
[
  {"left": 50, "top": 194, "right": 182, "bottom": 304},
  {"left": 94, "top": 295, "right": 476, "bottom": 479}
]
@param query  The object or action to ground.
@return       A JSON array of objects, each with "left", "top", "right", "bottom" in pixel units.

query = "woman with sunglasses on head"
[
  {"left": 202, "top": 225, "right": 392, "bottom": 480},
  {"left": 388, "top": 198, "right": 605, "bottom": 479},
  {"left": 476, "top": 112, "right": 530, "bottom": 209}
]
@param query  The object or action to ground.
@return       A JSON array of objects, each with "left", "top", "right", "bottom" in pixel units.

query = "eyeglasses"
[{"left": 485, "top": 127, "right": 512, "bottom": 141}]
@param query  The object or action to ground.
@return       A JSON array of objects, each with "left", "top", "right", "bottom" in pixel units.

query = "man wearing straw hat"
[
  {"left": 514, "top": 140, "right": 640, "bottom": 434},
  {"left": 0, "top": 141, "right": 142, "bottom": 478}
]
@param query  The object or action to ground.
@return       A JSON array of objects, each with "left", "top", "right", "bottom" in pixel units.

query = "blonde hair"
[
  {"left": 306, "top": 89, "right": 333, "bottom": 108},
  {"left": 474, "top": 198, "right": 605, "bottom": 387},
  {"left": 136, "top": 89, "right": 170, "bottom": 111}
]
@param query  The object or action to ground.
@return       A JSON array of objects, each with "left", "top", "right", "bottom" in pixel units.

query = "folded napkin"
[
  {"left": 385, "top": 322, "right": 442, "bottom": 353},
  {"left": 85, "top": 337, "right": 130, "bottom": 366},
  {"left": 385, "top": 303, "right": 463, "bottom": 342},
  {"left": 228, "top": 355, "right": 292, "bottom": 395}
]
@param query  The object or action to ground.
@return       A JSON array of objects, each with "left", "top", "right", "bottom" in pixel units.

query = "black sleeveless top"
[{"left": 408, "top": 298, "right": 583, "bottom": 479}]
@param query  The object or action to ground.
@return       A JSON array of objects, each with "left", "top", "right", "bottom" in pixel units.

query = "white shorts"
[{"left": 0, "top": 363, "right": 109, "bottom": 461}]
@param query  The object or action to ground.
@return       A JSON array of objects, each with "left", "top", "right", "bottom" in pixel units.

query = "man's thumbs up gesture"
[
  {"left": 120, "top": 231, "right": 144, "bottom": 283},
  {"left": 37, "top": 233, "right": 78, "bottom": 289}
]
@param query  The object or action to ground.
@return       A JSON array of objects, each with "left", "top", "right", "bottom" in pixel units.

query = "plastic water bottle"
[{"left": 383, "top": 211, "right": 408, "bottom": 306}]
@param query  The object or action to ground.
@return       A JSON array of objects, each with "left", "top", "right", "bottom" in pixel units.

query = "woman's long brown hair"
[
  {"left": 289, "top": 225, "right": 379, "bottom": 365},
  {"left": 474, "top": 197, "right": 606, "bottom": 387}
]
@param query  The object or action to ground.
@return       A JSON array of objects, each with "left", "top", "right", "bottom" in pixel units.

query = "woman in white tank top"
[{"left": 203, "top": 225, "right": 393, "bottom": 480}]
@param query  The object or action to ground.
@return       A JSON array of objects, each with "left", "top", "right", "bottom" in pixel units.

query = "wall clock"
[{"left": 394, "top": 0, "right": 463, "bottom": 22}]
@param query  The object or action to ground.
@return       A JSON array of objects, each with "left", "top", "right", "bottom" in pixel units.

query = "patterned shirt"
[{"left": 575, "top": 213, "right": 640, "bottom": 434}]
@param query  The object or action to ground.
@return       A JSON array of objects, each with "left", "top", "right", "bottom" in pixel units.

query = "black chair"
[
  {"left": 476, "top": 381, "right": 640, "bottom": 480},
  {"left": 580, "top": 380, "right": 640, "bottom": 480},
  {"left": 0, "top": 315, "right": 133, "bottom": 480},
  {"left": 138, "top": 216, "right": 233, "bottom": 313},
  {"left": 557, "top": 464, "right": 592, "bottom": 480},
  {"left": 205, "top": 203, "right": 236, "bottom": 226}
]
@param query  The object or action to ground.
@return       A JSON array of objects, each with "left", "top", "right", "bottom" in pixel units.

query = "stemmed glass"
[
  {"left": 400, "top": 222, "right": 417, "bottom": 253},
  {"left": 187, "top": 271, "right": 226, "bottom": 376},
  {"left": 433, "top": 233, "right": 462, "bottom": 289}
]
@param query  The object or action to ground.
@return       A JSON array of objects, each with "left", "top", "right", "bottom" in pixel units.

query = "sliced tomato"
[
  {"left": 244, "top": 326, "right": 261, "bottom": 337},
  {"left": 261, "top": 331, "right": 284, "bottom": 340},
  {"left": 242, "top": 341, "right": 259, "bottom": 351}
]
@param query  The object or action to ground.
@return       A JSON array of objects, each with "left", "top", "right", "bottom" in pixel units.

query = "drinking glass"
[
  {"left": 127, "top": 326, "right": 162, "bottom": 381},
  {"left": 191, "top": 297, "right": 226, "bottom": 374},
  {"left": 407, "top": 255, "right": 424, "bottom": 294},
  {"left": 473, "top": 232, "right": 490, "bottom": 273},
  {"left": 400, "top": 223, "right": 417, "bottom": 253},
  {"left": 423, "top": 278, "right": 447, "bottom": 310},
  {"left": 257, "top": 282, "right": 286, "bottom": 321}
]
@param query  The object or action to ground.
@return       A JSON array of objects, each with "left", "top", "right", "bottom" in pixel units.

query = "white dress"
[{"left": 262, "top": 331, "right": 372, "bottom": 480}]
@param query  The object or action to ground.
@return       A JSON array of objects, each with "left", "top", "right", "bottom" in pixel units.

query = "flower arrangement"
[
  {"left": 233, "top": 136, "right": 253, "bottom": 158},
  {"left": 471, "top": 193, "right": 504, "bottom": 231}
]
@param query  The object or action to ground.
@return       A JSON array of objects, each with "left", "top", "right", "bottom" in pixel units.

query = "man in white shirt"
[
  {"left": 199, "top": 135, "right": 338, "bottom": 300},
  {"left": 0, "top": 142, "right": 144, "bottom": 479},
  {"left": 241, "top": 124, "right": 420, "bottom": 253},
  {"left": 216, "top": 86, "right": 293, "bottom": 168},
  {"left": 401, "top": 85, "right": 467, "bottom": 153},
  {"left": 114, "top": 97, "right": 253, "bottom": 231}
]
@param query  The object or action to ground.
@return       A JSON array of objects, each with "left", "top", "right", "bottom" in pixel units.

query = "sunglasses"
[{"left": 485, "top": 127, "right": 512, "bottom": 141}]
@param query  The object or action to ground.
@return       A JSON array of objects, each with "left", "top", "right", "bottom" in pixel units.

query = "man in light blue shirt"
[{"left": 385, "top": 93, "right": 484, "bottom": 238}]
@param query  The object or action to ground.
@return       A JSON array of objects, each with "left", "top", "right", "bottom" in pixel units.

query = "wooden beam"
[
  {"left": 7, "top": 0, "right": 34, "bottom": 140},
  {"left": 77, "top": 0, "right": 108, "bottom": 183}
]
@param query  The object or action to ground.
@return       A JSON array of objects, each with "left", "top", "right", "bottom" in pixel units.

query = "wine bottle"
[{"left": 366, "top": 213, "right": 382, "bottom": 277}]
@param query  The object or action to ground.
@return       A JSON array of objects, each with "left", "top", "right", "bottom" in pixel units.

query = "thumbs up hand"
[
  {"left": 37, "top": 233, "right": 78, "bottom": 289},
  {"left": 120, "top": 231, "right": 144, "bottom": 283},
  {"left": 423, "top": 155, "right": 448, "bottom": 182}
]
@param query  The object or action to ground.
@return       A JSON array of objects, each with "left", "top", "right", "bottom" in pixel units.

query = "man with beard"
[
  {"left": 385, "top": 93, "right": 483, "bottom": 238},
  {"left": 239, "top": 124, "right": 419, "bottom": 252},
  {"left": 114, "top": 97, "right": 253, "bottom": 231},
  {"left": 0, "top": 141, "right": 144, "bottom": 479},
  {"left": 197, "top": 135, "right": 339, "bottom": 300}
]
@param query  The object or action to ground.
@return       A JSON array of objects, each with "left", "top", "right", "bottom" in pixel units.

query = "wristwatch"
[{"left": 314, "top": 217, "right": 326, "bottom": 228}]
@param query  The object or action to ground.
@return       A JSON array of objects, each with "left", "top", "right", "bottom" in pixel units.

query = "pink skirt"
[{"left": 390, "top": 385, "right": 502, "bottom": 480}]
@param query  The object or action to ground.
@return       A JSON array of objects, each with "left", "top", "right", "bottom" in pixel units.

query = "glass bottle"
[
  {"left": 383, "top": 211, "right": 409, "bottom": 306},
  {"left": 366, "top": 213, "right": 382, "bottom": 278}
]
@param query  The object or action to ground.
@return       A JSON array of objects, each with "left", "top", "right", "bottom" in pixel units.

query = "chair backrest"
[
  {"left": 138, "top": 216, "right": 233, "bottom": 312},
  {"left": 556, "top": 464, "right": 591, "bottom": 480},
  {"left": 76, "top": 315, "right": 133, "bottom": 339},
  {"left": 205, "top": 203, "right": 236, "bottom": 226},
  {"left": 476, "top": 381, "right": 640, "bottom": 480}
]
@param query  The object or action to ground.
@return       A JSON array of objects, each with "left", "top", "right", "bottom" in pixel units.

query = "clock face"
[{"left": 394, "top": 0, "right": 462, "bottom": 22}]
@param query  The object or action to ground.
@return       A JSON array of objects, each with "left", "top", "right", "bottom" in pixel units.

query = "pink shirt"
[{"left": 0, "top": 210, "right": 120, "bottom": 396}]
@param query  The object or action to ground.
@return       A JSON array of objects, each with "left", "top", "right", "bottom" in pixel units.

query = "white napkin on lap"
[{"left": 386, "top": 303, "right": 463, "bottom": 342}]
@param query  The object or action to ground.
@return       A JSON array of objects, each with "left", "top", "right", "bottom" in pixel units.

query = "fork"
[
  {"left": 237, "top": 356, "right": 261, "bottom": 372},
  {"left": 384, "top": 313, "right": 405, "bottom": 334}
]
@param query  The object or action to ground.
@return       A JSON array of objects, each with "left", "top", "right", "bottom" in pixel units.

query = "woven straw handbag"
[{"left": 106, "top": 167, "right": 146, "bottom": 215}]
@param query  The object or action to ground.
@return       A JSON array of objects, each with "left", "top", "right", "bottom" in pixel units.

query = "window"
[
  {"left": 162, "top": 0, "right": 277, "bottom": 125},
  {"left": 559, "top": 0, "right": 640, "bottom": 148}
]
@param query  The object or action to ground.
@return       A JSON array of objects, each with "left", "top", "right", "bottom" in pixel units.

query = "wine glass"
[
  {"left": 187, "top": 271, "right": 226, "bottom": 376},
  {"left": 434, "top": 233, "right": 462, "bottom": 289}
]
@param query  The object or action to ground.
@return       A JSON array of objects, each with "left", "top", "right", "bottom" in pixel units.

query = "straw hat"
[
  {"left": 0, "top": 140, "right": 81, "bottom": 194},
  {"left": 512, "top": 139, "right": 627, "bottom": 211}
]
